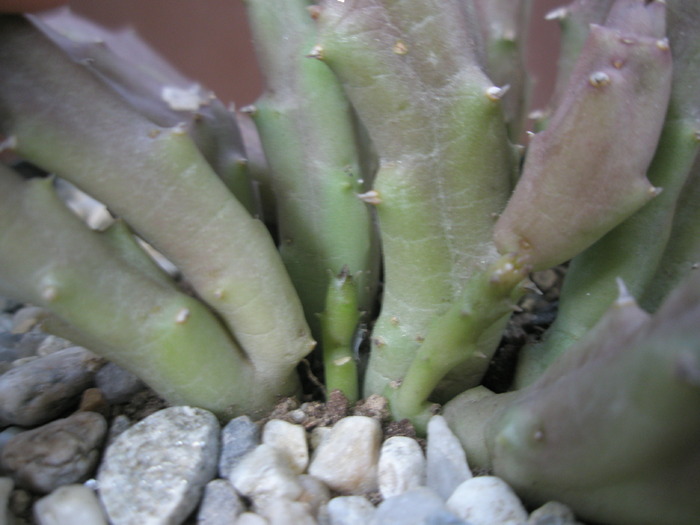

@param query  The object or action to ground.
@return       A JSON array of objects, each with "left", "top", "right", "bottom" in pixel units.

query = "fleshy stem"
[
  {"left": 388, "top": 255, "right": 530, "bottom": 431},
  {"left": 319, "top": 267, "right": 361, "bottom": 403}
]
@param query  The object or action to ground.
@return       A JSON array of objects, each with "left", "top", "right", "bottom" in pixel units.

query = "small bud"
[
  {"left": 373, "top": 336, "right": 387, "bottom": 348},
  {"left": 333, "top": 356, "right": 352, "bottom": 366},
  {"left": 41, "top": 285, "right": 59, "bottom": 302},
  {"left": 175, "top": 308, "right": 190, "bottom": 324},
  {"left": 307, "top": 5, "right": 321, "bottom": 20},
  {"left": 486, "top": 85, "right": 510, "bottom": 101},
  {"left": 544, "top": 7, "right": 568, "bottom": 21},
  {"left": 393, "top": 40, "right": 408, "bottom": 55},
  {"left": 358, "top": 190, "right": 382, "bottom": 205},
  {"left": 589, "top": 71, "right": 611, "bottom": 88},
  {"left": 656, "top": 38, "right": 670, "bottom": 51},
  {"left": 240, "top": 104, "right": 257, "bottom": 116},
  {"left": 307, "top": 45, "right": 324, "bottom": 60}
]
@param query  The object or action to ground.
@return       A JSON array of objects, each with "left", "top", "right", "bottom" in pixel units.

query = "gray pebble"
[
  {"left": 97, "top": 406, "right": 220, "bottom": 525},
  {"left": 0, "top": 313, "right": 13, "bottom": 333},
  {"left": 0, "top": 426, "right": 23, "bottom": 464},
  {"left": 94, "top": 362, "right": 145, "bottom": 404},
  {"left": 36, "top": 335, "right": 75, "bottom": 357},
  {"left": 1, "top": 412, "right": 107, "bottom": 494},
  {"left": 0, "top": 347, "right": 104, "bottom": 427},
  {"left": 0, "top": 477, "right": 13, "bottom": 525},
  {"left": 446, "top": 476, "right": 528, "bottom": 525},
  {"left": 10, "top": 306, "right": 45, "bottom": 333},
  {"left": 371, "top": 487, "right": 467, "bottom": 525},
  {"left": 308, "top": 416, "right": 382, "bottom": 494},
  {"left": 325, "top": 495, "right": 376, "bottom": 525},
  {"left": 426, "top": 416, "right": 471, "bottom": 500},
  {"left": 196, "top": 479, "right": 244, "bottom": 525},
  {"left": 33, "top": 484, "right": 108, "bottom": 525},
  {"left": 378, "top": 436, "right": 426, "bottom": 499},
  {"left": 219, "top": 416, "right": 261, "bottom": 478}
]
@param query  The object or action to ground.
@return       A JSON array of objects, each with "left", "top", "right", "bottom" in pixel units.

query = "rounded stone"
[
  {"left": 308, "top": 416, "right": 382, "bottom": 494},
  {"left": 446, "top": 476, "right": 528, "bottom": 525},
  {"left": 378, "top": 436, "right": 426, "bottom": 498},
  {"left": 33, "top": 484, "right": 108, "bottom": 525},
  {"left": 1, "top": 411, "right": 107, "bottom": 494},
  {"left": 262, "top": 419, "right": 309, "bottom": 474},
  {"left": 0, "top": 347, "right": 104, "bottom": 427},
  {"left": 97, "top": 406, "right": 220, "bottom": 525}
]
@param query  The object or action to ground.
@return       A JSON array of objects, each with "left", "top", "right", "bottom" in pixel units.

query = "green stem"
[
  {"left": 389, "top": 256, "right": 528, "bottom": 430},
  {"left": 320, "top": 268, "right": 361, "bottom": 403}
]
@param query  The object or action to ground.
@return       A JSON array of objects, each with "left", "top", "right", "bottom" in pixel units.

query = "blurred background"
[{"left": 61, "top": 0, "right": 564, "bottom": 114}]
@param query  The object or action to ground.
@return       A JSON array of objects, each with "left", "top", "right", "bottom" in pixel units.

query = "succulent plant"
[{"left": 1, "top": 1, "right": 699, "bottom": 523}]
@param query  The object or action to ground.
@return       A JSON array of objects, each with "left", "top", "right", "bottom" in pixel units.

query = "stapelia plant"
[{"left": 0, "top": 0, "right": 699, "bottom": 523}]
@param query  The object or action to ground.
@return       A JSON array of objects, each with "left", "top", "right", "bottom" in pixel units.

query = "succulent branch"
[
  {"left": 243, "top": 0, "right": 379, "bottom": 399},
  {"left": 314, "top": 0, "right": 518, "bottom": 410},
  {"left": 0, "top": 14, "right": 314, "bottom": 415}
]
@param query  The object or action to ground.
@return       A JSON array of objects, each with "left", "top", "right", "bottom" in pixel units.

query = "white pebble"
[
  {"left": 309, "top": 426, "right": 332, "bottom": 454},
  {"left": 446, "top": 476, "right": 528, "bottom": 525},
  {"left": 378, "top": 436, "right": 425, "bottom": 498},
  {"left": 297, "top": 474, "right": 331, "bottom": 517},
  {"left": 325, "top": 495, "right": 376, "bottom": 525},
  {"left": 229, "top": 444, "right": 303, "bottom": 510},
  {"left": 236, "top": 512, "right": 269, "bottom": 525},
  {"left": 34, "top": 484, "right": 108, "bottom": 525},
  {"left": 262, "top": 419, "right": 309, "bottom": 474},
  {"left": 308, "top": 416, "right": 382, "bottom": 494},
  {"left": 259, "top": 499, "right": 316, "bottom": 525},
  {"left": 426, "top": 415, "right": 471, "bottom": 500}
]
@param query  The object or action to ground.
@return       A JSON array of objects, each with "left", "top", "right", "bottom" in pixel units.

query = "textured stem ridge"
[
  {"left": 494, "top": 0, "right": 672, "bottom": 271},
  {"left": 0, "top": 15, "right": 314, "bottom": 410},
  {"left": 243, "top": 0, "right": 378, "bottom": 374},
  {"left": 315, "top": 0, "right": 517, "bottom": 409}
]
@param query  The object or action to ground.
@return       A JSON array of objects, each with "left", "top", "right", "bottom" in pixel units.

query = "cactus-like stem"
[
  {"left": 33, "top": 9, "right": 256, "bottom": 215},
  {"left": 0, "top": 15, "right": 314, "bottom": 395},
  {"left": 388, "top": 255, "right": 529, "bottom": 430},
  {"left": 243, "top": 0, "right": 378, "bottom": 355},
  {"left": 544, "top": 0, "right": 615, "bottom": 114},
  {"left": 315, "top": 0, "right": 517, "bottom": 401},
  {"left": 445, "top": 275, "right": 700, "bottom": 525},
  {"left": 0, "top": 164, "right": 284, "bottom": 418},
  {"left": 319, "top": 268, "right": 361, "bottom": 402},
  {"left": 494, "top": 0, "right": 672, "bottom": 271},
  {"left": 472, "top": 0, "right": 532, "bottom": 140},
  {"left": 514, "top": 0, "right": 700, "bottom": 386}
]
